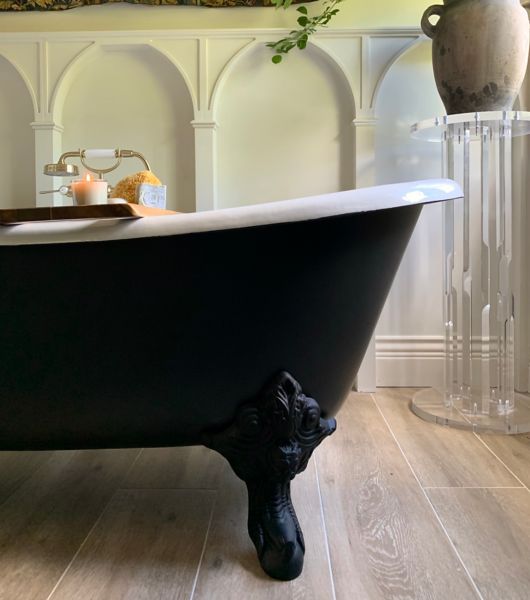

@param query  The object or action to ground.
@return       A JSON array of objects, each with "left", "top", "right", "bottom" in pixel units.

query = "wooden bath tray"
[{"left": 0, "top": 204, "right": 177, "bottom": 226}]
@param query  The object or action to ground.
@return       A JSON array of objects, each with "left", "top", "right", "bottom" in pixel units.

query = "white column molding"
[
  {"left": 352, "top": 114, "right": 377, "bottom": 391},
  {"left": 191, "top": 120, "right": 218, "bottom": 212},
  {"left": 31, "top": 120, "right": 63, "bottom": 207},
  {"left": 352, "top": 115, "right": 378, "bottom": 189},
  {"left": 353, "top": 117, "right": 378, "bottom": 126}
]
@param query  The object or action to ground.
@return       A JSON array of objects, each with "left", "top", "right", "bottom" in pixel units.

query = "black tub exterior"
[{"left": 0, "top": 203, "right": 421, "bottom": 450}]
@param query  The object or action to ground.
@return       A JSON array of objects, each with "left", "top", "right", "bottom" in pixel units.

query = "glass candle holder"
[{"left": 71, "top": 177, "right": 108, "bottom": 206}]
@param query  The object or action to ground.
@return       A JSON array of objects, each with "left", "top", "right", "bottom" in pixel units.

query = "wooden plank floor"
[{"left": 1, "top": 389, "right": 529, "bottom": 600}]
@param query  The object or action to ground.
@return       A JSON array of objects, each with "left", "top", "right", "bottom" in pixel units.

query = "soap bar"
[{"left": 137, "top": 183, "right": 167, "bottom": 209}]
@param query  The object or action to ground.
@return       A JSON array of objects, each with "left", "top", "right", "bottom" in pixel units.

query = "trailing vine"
[{"left": 267, "top": 0, "right": 345, "bottom": 63}]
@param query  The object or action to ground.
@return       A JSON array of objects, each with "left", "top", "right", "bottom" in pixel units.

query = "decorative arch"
[
  {"left": 310, "top": 39, "right": 357, "bottom": 118},
  {"left": 146, "top": 42, "right": 198, "bottom": 116},
  {"left": 215, "top": 38, "right": 356, "bottom": 209},
  {"left": 51, "top": 42, "right": 102, "bottom": 125},
  {"left": 210, "top": 39, "right": 259, "bottom": 120},
  {"left": 0, "top": 52, "right": 38, "bottom": 117},
  {"left": 210, "top": 38, "right": 356, "bottom": 121},
  {"left": 371, "top": 36, "right": 423, "bottom": 111},
  {"left": 50, "top": 41, "right": 197, "bottom": 125}
]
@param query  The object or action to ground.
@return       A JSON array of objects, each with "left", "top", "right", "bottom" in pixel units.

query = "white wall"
[{"left": 0, "top": 55, "right": 35, "bottom": 209}]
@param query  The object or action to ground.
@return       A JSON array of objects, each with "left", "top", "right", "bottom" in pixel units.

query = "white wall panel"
[
  {"left": 0, "top": 55, "right": 35, "bottom": 208},
  {"left": 217, "top": 43, "right": 354, "bottom": 209}
]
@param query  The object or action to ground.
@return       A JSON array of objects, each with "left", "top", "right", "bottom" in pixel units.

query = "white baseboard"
[{"left": 375, "top": 335, "right": 444, "bottom": 387}]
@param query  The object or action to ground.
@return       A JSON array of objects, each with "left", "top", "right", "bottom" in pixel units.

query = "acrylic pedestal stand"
[{"left": 410, "top": 111, "right": 530, "bottom": 433}]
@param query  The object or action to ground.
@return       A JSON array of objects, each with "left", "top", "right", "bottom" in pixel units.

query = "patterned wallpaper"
[{"left": 0, "top": 0, "right": 313, "bottom": 8}]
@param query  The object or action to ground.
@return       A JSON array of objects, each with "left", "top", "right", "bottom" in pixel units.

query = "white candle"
[{"left": 71, "top": 175, "right": 108, "bottom": 206}]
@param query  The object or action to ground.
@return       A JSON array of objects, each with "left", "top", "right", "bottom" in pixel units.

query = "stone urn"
[{"left": 421, "top": 0, "right": 530, "bottom": 114}]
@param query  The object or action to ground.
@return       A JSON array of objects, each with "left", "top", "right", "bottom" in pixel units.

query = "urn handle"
[{"left": 421, "top": 4, "right": 445, "bottom": 39}]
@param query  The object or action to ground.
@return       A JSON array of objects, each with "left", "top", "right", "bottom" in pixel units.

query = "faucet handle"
[{"left": 39, "top": 185, "right": 71, "bottom": 196}]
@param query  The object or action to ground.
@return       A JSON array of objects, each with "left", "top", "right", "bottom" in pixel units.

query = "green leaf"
[{"left": 267, "top": 0, "right": 343, "bottom": 62}]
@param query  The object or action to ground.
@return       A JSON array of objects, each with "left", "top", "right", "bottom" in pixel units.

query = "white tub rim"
[{"left": 0, "top": 178, "right": 462, "bottom": 247}]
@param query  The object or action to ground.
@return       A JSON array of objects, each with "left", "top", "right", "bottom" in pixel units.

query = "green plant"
[{"left": 267, "top": 0, "right": 345, "bottom": 63}]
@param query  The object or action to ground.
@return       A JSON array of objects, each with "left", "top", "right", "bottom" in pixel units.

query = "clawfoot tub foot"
[
  {"left": 245, "top": 478, "right": 305, "bottom": 580},
  {"left": 203, "top": 371, "right": 336, "bottom": 581}
]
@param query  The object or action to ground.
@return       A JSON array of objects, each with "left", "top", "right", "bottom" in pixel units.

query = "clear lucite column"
[{"left": 411, "top": 111, "right": 530, "bottom": 434}]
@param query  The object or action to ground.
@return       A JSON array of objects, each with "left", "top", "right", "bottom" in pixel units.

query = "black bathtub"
[{"left": 0, "top": 179, "right": 461, "bottom": 580}]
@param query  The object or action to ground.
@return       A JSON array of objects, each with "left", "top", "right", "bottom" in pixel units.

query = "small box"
[{"left": 136, "top": 183, "right": 167, "bottom": 209}]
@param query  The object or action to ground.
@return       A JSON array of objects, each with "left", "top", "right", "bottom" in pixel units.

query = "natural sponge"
[{"left": 110, "top": 170, "right": 162, "bottom": 204}]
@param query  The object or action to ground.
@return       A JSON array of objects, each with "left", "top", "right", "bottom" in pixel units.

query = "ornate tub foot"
[{"left": 203, "top": 371, "right": 336, "bottom": 581}]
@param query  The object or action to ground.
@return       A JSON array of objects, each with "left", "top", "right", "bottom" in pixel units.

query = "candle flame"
[{"left": 85, "top": 173, "right": 92, "bottom": 182}]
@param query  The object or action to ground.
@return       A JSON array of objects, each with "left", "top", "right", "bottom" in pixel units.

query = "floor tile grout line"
[
  {"left": 314, "top": 456, "right": 338, "bottom": 600},
  {"left": 45, "top": 488, "right": 120, "bottom": 600},
  {"left": 370, "top": 393, "right": 486, "bottom": 600},
  {"left": 189, "top": 490, "right": 218, "bottom": 600},
  {"left": 120, "top": 447, "right": 144, "bottom": 483},
  {"left": 472, "top": 433, "right": 530, "bottom": 496}
]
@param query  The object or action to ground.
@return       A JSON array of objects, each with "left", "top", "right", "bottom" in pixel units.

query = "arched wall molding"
[
  {"left": 0, "top": 28, "right": 424, "bottom": 124},
  {"left": 146, "top": 42, "right": 198, "bottom": 116},
  {"left": 0, "top": 27, "right": 424, "bottom": 218},
  {"left": 0, "top": 52, "right": 38, "bottom": 117},
  {"left": 209, "top": 38, "right": 258, "bottom": 120},
  {"left": 210, "top": 37, "right": 357, "bottom": 121},
  {"left": 304, "top": 40, "right": 357, "bottom": 119},
  {"left": 49, "top": 41, "right": 97, "bottom": 126},
  {"left": 310, "top": 38, "right": 358, "bottom": 117},
  {"left": 371, "top": 35, "right": 424, "bottom": 111},
  {"left": 50, "top": 41, "right": 198, "bottom": 125}
]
